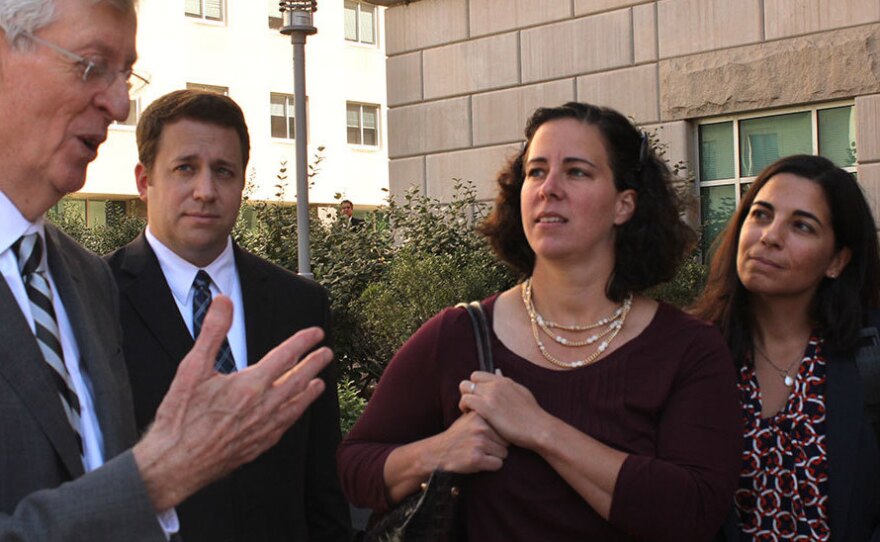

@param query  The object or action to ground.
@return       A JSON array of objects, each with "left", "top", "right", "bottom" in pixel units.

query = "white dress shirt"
[
  {"left": 0, "top": 190, "right": 178, "bottom": 537},
  {"left": 145, "top": 227, "right": 248, "bottom": 370}
]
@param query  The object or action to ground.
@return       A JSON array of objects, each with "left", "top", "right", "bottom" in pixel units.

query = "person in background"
[
  {"left": 340, "top": 199, "right": 364, "bottom": 228},
  {"left": 691, "top": 154, "right": 880, "bottom": 541},
  {"left": 106, "top": 89, "right": 351, "bottom": 542},
  {"left": 338, "top": 102, "right": 742, "bottom": 541},
  {"left": 0, "top": 1, "right": 331, "bottom": 540}
]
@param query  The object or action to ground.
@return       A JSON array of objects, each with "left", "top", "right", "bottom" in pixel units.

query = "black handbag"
[{"left": 363, "top": 301, "right": 494, "bottom": 542}]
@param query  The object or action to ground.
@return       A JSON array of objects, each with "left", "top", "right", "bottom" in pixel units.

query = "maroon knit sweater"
[{"left": 338, "top": 296, "right": 742, "bottom": 541}]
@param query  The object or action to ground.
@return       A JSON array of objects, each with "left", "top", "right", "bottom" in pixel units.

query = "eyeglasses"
[{"left": 22, "top": 31, "right": 151, "bottom": 97}]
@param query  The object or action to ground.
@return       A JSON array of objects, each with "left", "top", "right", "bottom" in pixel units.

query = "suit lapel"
[
  {"left": 118, "top": 234, "right": 193, "bottom": 368},
  {"left": 235, "top": 245, "right": 270, "bottom": 367},
  {"left": 0, "top": 231, "right": 85, "bottom": 478},
  {"left": 825, "top": 352, "right": 860, "bottom": 541},
  {"left": 45, "top": 227, "right": 136, "bottom": 462}
]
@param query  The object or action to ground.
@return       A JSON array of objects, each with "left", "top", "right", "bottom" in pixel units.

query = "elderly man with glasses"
[{"left": 0, "top": 2, "right": 334, "bottom": 541}]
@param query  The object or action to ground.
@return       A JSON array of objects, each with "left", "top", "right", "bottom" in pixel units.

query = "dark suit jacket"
[
  {"left": 0, "top": 224, "right": 165, "bottom": 541},
  {"left": 716, "top": 347, "right": 880, "bottom": 541},
  {"left": 106, "top": 233, "right": 351, "bottom": 542}
]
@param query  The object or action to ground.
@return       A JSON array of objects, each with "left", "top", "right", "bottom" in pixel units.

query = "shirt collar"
[
  {"left": 0, "top": 189, "right": 46, "bottom": 256},
  {"left": 144, "top": 226, "right": 236, "bottom": 306}
]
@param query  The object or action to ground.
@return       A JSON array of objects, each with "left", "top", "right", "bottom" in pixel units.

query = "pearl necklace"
[
  {"left": 521, "top": 279, "right": 633, "bottom": 369},
  {"left": 754, "top": 343, "right": 803, "bottom": 387}
]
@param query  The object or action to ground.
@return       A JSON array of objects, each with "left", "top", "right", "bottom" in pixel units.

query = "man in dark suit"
[
  {"left": 106, "top": 89, "right": 351, "bottom": 541},
  {"left": 0, "top": 2, "right": 332, "bottom": 540},
  {"left": 340, "top": 200, "right": 365, "bottom": 228}
]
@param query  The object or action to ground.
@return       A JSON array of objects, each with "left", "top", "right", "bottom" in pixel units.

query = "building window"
[
  {"left": 267, "top": 0, "right": 282, "bottom": 29},
  {"left": 270, "top": 93, "right": 296, "bottom": 139},
  {"left": 185, "top": 0, "right": 224, "bottom": 22},
  {"left": 697, "top": 103, "right": 857, "bottom": 259},
  {"left": 346, "top": 103, "right": 379, "bottom": 146},
  {"left": 186, "top": 82, "right": 229, "bottom": 96},
  {"left": 113, "top": 98, "right": 141, "bottom": 127},
  {"left": 344, "top": 1, "right": 376, "bottom": 45}
]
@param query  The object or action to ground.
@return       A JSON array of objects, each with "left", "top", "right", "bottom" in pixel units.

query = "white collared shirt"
[
  {"left": 144, "top": 227, "right": 247, "bottom": 370},
  {"left": 0, "top": 190, "right": 105, "bottom": 472}
]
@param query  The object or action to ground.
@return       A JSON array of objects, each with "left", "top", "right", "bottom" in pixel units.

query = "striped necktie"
[
  {"left": 192, "top": 270, "right": 236, "bottom": 374},
  {"left": 12, "top": 233, "right": 84, "bottom": 460}
]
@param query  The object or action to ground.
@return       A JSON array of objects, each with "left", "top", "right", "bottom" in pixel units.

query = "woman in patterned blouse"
[{"left": 693, "top": 154, "right": 880, "bottom": 541}]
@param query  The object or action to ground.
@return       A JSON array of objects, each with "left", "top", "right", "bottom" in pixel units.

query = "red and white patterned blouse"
[{"left": 734, "top": 334, "right": 830, "bottom": 541}]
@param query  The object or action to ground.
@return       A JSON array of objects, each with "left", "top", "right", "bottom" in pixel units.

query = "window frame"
[
  {"left": 344, "top": 1, "right": 378, "bottom": 46},
  {"left": 185, "top": 0, "right": 225, "bottom": 24},
  {"left": 267, "top": 0, "right": 282, "bottom": 29},
  {"left": 186, "top": 82, "right": 230, "bottom": 96},
  {"left": 695, "top": 100, "right": 857, "bottom": 259},
  {"left": 346, "top": 102, "right": 380, "bottom": 148},
  {"left": 270, "top": 92, "right": 297, "bottom": 141}
]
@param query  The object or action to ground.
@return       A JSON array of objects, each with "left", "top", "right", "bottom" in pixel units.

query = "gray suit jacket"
[{"left": 0, "top": 224, "right": 165, "bottom": 541}]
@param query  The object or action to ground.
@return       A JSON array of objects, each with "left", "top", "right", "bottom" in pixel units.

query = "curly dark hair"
[
  {"left": 690, "top": 154, "right": 880, "bottom": 363},
  {"left": 479, "top": 102, "right": 696, "bottom": 301}
]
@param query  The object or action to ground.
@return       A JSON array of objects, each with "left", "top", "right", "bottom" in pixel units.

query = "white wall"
[{"left": 81, "top": 0, "right": 389, "bottom": 208}]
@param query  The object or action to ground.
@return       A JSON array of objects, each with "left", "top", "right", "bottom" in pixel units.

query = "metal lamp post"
[{"left": 279, "top": 1, "right": 317, "bottom": 278}]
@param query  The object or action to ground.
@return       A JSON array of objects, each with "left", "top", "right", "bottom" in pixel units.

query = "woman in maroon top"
[
  {"left": 692, "top": 155, "right": 880, "bottom": 541},
  {"left": 339, "top": 103, "right": 742, "bottom": 541}
]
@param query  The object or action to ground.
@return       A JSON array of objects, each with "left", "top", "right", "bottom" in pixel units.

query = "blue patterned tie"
[
  {"left": 192, "top": 270, "right": 236, "bottom": 374},
  {"left": 13, "top": 233, "right": 84, "bottom": 461}
]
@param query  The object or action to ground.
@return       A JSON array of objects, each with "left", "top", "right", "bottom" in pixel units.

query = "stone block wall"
[{"left": 383, "top": 0, "right": 880, "bottom": 211}]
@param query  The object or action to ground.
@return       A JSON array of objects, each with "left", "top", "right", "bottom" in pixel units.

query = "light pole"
[{"left": 279, "top": 1, "right": 317, "bottom": 278}]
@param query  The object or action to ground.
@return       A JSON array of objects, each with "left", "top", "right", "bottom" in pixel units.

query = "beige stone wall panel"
[
  {"left": 657, "top": 0, "right": 762, "bottom": 58},
  {"left": 634, "top": 3, "right": 659, "bottom": 63},
  {"left": 469, "top": 0, "right": 573, "bottom": 37},
  {"left": 423, "top": 32, "right": 520, "bottom": 100},
  {"left": 388, "top": 97, "right": 472, "bottom": 158},
  {"left": 856, "top": 93, "right": 880, "bottom": 163},
  {"left": 520, "top": 9, "right": 633, "bottom": 83},
  {"left": 387, "top": 52, "right": 423, "bottom": 107},
  {"left": 660, "top": 24, "right": 880, "bottom": 121},
  {"left": 389, "top": 156, "right": 426, "bottom": 199},
  {"left": 385, "top": 0, "right": 468, "bottom": 55},
  {"left": 856, "top": 162, "right": 880, "bottom": 223},
  {"left": 425, "top": 144, "right": 520, "bottom": 202},
  {"left": 574, "top": 0, "right": 650, "bottom": 16},
  {"left": 764, "top": 0, "right": 880, "bottom": 41},
  {"left": 472, "top": 79, "right": 576, "bottom": 146},
  {"left": 576, "top": 64, "right": 660, "bottom": 123}
]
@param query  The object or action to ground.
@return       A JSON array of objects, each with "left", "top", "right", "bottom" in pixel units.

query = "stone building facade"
[{"left": 376, "top": 0, "right": 880, "bottom": 252}]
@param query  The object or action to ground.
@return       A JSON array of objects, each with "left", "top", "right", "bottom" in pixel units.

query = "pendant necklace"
[{"left": 753, "top": 343, "right": 803, "bottom": 387}]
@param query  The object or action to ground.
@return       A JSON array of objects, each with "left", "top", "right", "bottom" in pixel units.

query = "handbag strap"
[{"left": 456, "top": 301, "right": 495, "bottom": 373}]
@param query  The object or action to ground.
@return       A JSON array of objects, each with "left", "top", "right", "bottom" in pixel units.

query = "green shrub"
[
  {"left": 337, "top": 377, "right": 368, "bottom": 435},
  {"left": 646, "top": 255, "right": 708, "bottom": 308},
  {"left": 47, "top": 200, "right": 144, "bottom": 254}
]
